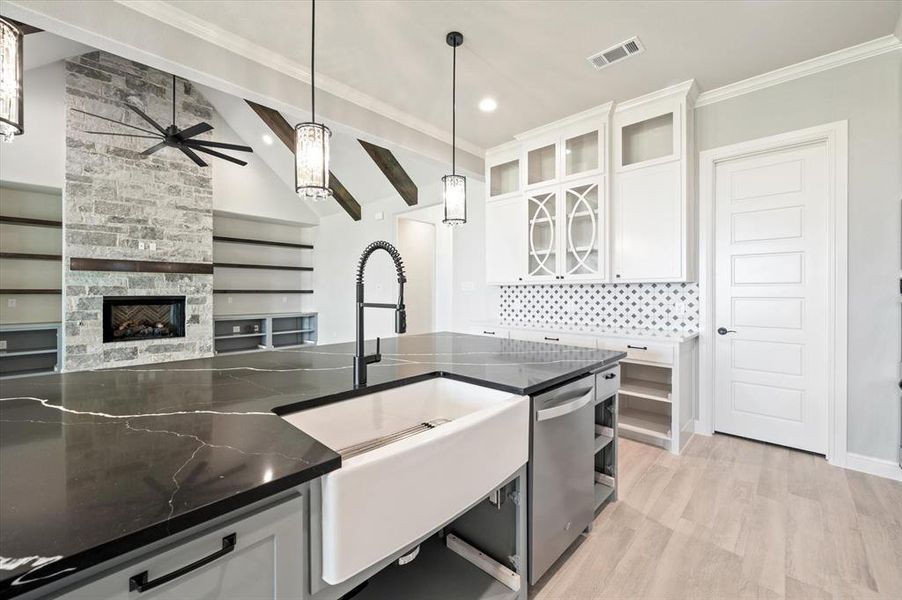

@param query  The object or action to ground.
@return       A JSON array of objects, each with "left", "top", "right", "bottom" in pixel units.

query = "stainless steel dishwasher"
[{"left": 528, "top": 373, "right": 596, "bottom": 584}]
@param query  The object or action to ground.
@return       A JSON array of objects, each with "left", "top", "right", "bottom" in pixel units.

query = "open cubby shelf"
[
  {"left": 213, "top": 313, "right": 317, "bottom": 354},
  {"left": 214, "top": 263, "right": 313, "bottom": 272},
  {"left": 0, "top": 324, "right": 61, "bottom": 379},
  {"left": 619, "top": 406, "right": 671, "bottom": 441},
  {"left": 0, "top": 252, "right": 62, "bottom": 261},
  {"left": 213, "top": 235, "right": 313, "bottom": 250},
  {"left": 619, "top": 377, "right": 671, "bottom": 403},
  {"left": 0, "top": 215, "right": 63, "bottom": 228}
]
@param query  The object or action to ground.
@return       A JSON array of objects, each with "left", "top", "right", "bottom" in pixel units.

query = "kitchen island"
[{"left": 0, "top": 332, "right": 623, "bottom": 599}]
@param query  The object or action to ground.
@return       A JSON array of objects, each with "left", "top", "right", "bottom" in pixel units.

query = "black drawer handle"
[
  {"left": 627, "top": 345, "right": 647, "bottom": 351},
  {"left": 129, "top": 533, "right": 237, "bottom": 593},
  {"left": 603, "top": 372, "right": 616, "bottom": 380},
  {"left": 544, "top": 336, "right": 560, "bottom": 342},
  {"left": 483, "top": 330, "right": 495, "bottom": 335}
]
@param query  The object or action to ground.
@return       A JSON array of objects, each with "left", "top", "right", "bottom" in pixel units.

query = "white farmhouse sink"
[{"left": 282, "top": 377, "right": 529, "bottom": 585}]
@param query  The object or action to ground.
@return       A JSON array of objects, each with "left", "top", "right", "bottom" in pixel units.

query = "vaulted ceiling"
[{"left": 148, "top": 0, "right": 901, "bottom": 150}]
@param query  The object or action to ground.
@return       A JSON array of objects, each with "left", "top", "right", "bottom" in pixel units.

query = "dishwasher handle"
[{"left": 536, "top": 388, "right": 594, "bottom": 422}]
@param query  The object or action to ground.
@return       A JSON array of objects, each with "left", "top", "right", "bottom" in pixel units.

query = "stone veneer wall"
[{"left": 64, "top": 52, "right": 213, "bottom": 370}]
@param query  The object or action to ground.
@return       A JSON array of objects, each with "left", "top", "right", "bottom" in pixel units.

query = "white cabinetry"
[
  {"left": 611, "top": 81, "right": 696, "bottom": 282},
  {"left": 485, "top": 105, "right": 610, "bottom": 285},
  {"left": 61, "top": 495, "right": 304, "bottom": 600}
]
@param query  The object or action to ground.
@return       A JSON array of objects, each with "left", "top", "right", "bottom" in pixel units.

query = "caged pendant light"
[
  {"left": 442, "top": 31, "right": 466, "bottom": 226},
  {"left": 295, "top": 0, "right": 332, "bottom": 200},
  {"left": 0, "top": 17, "right": 24, "bottom": 143}
]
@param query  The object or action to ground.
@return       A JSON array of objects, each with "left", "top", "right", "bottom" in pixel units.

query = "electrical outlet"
[
  {"left": 149, "top": 242, "right": 157, "bottom": 251},
  {"left": 0, "top": 340, "right": 7, "bottom": 350},
  {"left": 138, "top": 241, "right": 145, "bottom": 250},
  {"left": 232, "top": 325, "right": 240, "bottom": 333},
  {"left": 227, "top": 296, "right": 233, "bottom": 304},
  {"left": 7, "top": 299, "right": 16, "bottom": 308},
  {"left": 461, "top": 281, "right": 475, "bottom": 291},
  {"left": 282, "top": 296, "right": 288, "bottom": 303}
]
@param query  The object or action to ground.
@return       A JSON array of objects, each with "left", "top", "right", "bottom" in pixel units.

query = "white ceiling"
[{"left": 159, "top": 0, "right": 901, "bottom": 150}]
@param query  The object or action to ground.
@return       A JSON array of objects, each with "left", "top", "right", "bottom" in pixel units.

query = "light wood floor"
[{"left": 531, "top": 434, "right": 902, "bottom": 599}]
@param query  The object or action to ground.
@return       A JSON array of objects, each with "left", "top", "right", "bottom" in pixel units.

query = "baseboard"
[
  {"left": 692, "top": 420, "right": 713, "bottom": 436},
  {"left": 844, "top": 452, "right": 902, "bottom": 482}
]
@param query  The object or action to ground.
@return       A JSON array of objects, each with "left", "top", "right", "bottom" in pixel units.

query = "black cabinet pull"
[
  {"left": 129, "top": 533, "right": 237, "bottom": 593},
  {"left": 544, "top": 336, "right": 560, "bottom": 342},
  {"left": 483, "top": 330, "right": 495, "bottom": 335},
  {"left": 603, "top": 372, "right": 616, "bottom": 380},
  {"left": 627, "top": 344, "right": 647, "bottom": 351}
]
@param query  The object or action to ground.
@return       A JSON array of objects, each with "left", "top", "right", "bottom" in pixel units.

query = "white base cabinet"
[{"left": 60, "top": 495, "right": 304, "bottom": 600}]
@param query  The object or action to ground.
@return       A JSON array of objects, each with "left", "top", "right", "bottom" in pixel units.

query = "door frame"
[{"left": 697, "top": 121, "right": 848, "bottom": 466}]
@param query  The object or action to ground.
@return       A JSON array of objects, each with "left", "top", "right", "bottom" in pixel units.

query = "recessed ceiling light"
[
  {"left": 262, "top": 134, "right": 274, "bottom": 145},
  {"left": 478, "top": 97, "right": 497, "bottom": 112}
]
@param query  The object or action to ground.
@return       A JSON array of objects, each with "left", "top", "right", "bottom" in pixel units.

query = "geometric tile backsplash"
[{"left": 499, "top": 282, "right": 699, "bottom": 331}]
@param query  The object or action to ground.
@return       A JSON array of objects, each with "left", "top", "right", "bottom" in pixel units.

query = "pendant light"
[
  {"left": 0, "top": 17, "right": 24, "bottom": 143},
  {"left": 442, "top": 31, "right": 466, "bottom": 226},
  {"left": 295, "top": 0, "right": 332, "bottom": 199}
]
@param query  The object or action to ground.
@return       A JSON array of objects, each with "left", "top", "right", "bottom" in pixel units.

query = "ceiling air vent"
[{"left": 587, "top": 36, "right": 644, "bottom": 71}]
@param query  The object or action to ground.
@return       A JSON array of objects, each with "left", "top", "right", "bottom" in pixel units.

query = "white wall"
[
  {"left": 211, "top": 114, "right": 319, "bottom": 225},
  {"left": 695, "top": 51, "right": 902, "bottom": 462},
  {"left": 396, "top": 219, "right": 436, "bottom": 334},
  {"left": 0, "top": 61, "right": 65, "bottom": 188},
  {"left": 313, "top": 180, "right": 486, "bottom": 345}
]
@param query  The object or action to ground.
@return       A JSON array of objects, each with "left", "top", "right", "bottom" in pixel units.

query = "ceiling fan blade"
[
  {"left": 82, "top": 131, "right": 164, "bottom": 140},
  {"left": 179, "top": 146, "right": 208, "bottom": 167},
  {"left": 189, "top": 145, "right": 248, "bottom": 166},
  {"left": 126, "top": 103, "right": 168, "bottom": 135},
  {"left": 71, "top": 109, "right": 160, "bottom": 136},
  {"left": 184, "top": 139, "right": 253, "bottom": 153},
  {"left": 142, "top": 141, "right": 169, "bottom": 155},
  {"left": 176, "top": 122, "right": 213, "bottom": 140}
]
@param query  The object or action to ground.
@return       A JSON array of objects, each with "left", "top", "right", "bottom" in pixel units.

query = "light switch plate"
[
  {"left": 0, "top": 340, "right": 7, "bottom": 350},
  {"left": 7, "top": 299, "right": 16, "bottom": 308}
]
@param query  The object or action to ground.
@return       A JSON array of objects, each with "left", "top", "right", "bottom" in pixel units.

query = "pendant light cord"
[
  {"left": 451, "top": 41, "right": 456, "bottom": 176},
  {"left": 311, "top": 0, "right": 316, "bottom": 122}
]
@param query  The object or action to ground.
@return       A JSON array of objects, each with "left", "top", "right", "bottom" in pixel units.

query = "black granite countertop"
[{"left": 0, "top": 332, "right": 623, "bottom": 598}]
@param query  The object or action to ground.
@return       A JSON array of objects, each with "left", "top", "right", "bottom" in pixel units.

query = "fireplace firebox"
[{"left": 102, "top": 296, "right": 186, "bottom": 343}]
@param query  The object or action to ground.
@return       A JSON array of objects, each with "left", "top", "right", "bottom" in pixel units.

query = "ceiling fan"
[{"left": 73, "top": 74, "right": 253, "bottom": 167}]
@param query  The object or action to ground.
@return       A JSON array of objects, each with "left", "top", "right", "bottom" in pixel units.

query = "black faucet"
[{"left": 354, "top": 241, "right": 407, "bottom": 386}]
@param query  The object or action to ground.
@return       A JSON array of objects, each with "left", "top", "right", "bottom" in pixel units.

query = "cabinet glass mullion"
[{"left": 526, "top": 190, "right": 558, "bottom": 279}]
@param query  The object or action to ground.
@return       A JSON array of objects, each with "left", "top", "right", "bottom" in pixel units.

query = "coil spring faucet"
[{"left": 354, "top": 241, "right": 407, "bottom": 386}]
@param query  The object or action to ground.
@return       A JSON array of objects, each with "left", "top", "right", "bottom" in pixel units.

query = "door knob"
[{"left": 717, "top": 327, "right": 736, "bottom": 335}]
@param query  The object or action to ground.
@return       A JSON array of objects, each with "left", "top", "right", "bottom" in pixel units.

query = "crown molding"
[
  {"left": 696, "top": 35, "right": 901, "bottom": 107},
  {"left": 514, "top": 101, "right": 613, "bottom": 142},
  {"left": 613, "top": 80, "right": 696, "bottom": 113},
  {"left": 115, "top": 0, "right": 485, "bottom": 157}
]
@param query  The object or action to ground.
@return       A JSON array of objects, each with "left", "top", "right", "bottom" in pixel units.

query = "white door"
[
  {"left": 612, "top": 160, "right": 682, "bottom": 281},
  {"left": 485, "top": 196, "right": 526, "bottom": 284},
  {"left": 713, "top": 143, "right": 828, "bottom": 453}
]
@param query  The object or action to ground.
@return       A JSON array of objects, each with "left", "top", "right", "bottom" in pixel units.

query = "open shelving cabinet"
[
  {"left": 594, "top": 370, "right": 619, "bottom": 512},
  {"left": 213, "top": 313, "right": 317, "bottom": 354}
]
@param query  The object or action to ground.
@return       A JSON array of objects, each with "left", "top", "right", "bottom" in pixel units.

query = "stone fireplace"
[
  {"left": 63, "top": 52, "right": 214, "bottom": 370},
  {"left": 103, "top": 296, "right": 186, "bottom": 343}
]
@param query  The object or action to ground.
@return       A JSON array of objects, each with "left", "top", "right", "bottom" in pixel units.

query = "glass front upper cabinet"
[
  {"left": 563, "top": 180, "right": 601, "bottom": 278},
  {"left": 526, "top": 189, "right": 558, "bottom": 279},
  {"left": 489, "top": 159, "right": 519, "bottom": 197},
  {"left": 527, "top": 143, "right": 557, "bottom": 186},
  {"left": 564, "top": 130, "right": 600, "bottom": 177},
  {"left": 620, "top": 112, "right": 675, "bottom": 167}
]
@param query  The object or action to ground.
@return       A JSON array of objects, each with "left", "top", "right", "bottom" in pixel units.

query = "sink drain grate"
[{"left": 338, "top": 419, "right": 451, "bottom": 459}]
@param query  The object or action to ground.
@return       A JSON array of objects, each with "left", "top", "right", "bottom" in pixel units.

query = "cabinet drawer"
[
  {"left": 603, "top": 339, "right": 673, "bottom": 365},
  {"left": 62, "top": 495, "right": 304, "bottom": 600},
  {"left": 466, "top": 326, "right": 510, "bottom": 338},
  {"left": 595, "top": 365, "right": 620, "bottom": 401},
  {"left": 510, "top": 329, "right": 597, "bottom": 349}
]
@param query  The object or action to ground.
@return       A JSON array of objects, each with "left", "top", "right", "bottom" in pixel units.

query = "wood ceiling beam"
[
  {"left": 357, "top": 140, "right": 417, "bottom": 207},
  {"left": 245, "top": 100, "right": 362, "bottom": 221},
  {"left": 3, "top": 17, "right": 43, "bottom": 35}
]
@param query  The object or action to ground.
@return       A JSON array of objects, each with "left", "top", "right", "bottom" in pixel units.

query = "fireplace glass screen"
[{"left": 103, "top": 296, "right": 186, "bottom": 343}]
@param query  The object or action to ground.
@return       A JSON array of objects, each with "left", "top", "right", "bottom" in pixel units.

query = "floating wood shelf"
[
  {"left": 0, "top": 289, "right": 62, "bottom": 294},
  {"left": 0, "top": 252, "right": 62, "bottom": 261},
  {"left": 213, "top": 289, "right": 313, "bottom": 294},
  {"left": 214, "top": 262, "right": 313, "bottom": 272},
  {"left": 0, "top": 215, "right": 63, "bottom": 228},
  {"left": 70, "top": 257, "right": 214, "bottom": 274},
  {"left": 213, "top": 236, "right": 313, "bottom": 250}
]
